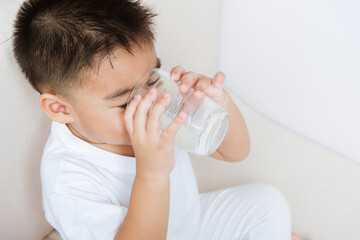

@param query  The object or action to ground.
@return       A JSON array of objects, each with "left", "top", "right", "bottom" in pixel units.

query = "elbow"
[
  {"left": 226, "top": 149, "right": 250, "bottom": 162},
  {"left": 241, "top": 136, "right": 251, "bottom": 161},
  {"left": 236, "top": 142, "right": 251, "bottom": 162},
  {"left": 240, "top": 149, "right": 250, "bottom": 161}
]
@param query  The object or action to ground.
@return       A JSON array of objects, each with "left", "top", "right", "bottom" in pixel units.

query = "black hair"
[{"left": 12, "top": 0, "right": 157, "bottom": 98}]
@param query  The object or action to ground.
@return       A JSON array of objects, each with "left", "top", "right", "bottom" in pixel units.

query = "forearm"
[
  {"left": 114, "top": 175, "right": 170, "bottom": 240},
  {"left": 217, "top": 89, "right": 251, "bottom": 162}
]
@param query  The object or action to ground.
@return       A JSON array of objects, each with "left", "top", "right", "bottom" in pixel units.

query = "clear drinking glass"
[{"left": 127, "top": 68, "right": 229, "bottom": 156}]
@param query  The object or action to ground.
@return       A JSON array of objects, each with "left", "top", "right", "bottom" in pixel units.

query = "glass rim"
[{"left": 126, "top": 68, "right": 174, "bottom": 106}]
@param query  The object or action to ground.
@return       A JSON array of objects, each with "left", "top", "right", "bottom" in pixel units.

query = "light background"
[{"left": 1, "top": 0, "right": 360, "bottom": 240}]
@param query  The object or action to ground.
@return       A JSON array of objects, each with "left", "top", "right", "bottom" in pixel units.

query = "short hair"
[{"left": 12, "top": 0, "right": 157, "bottom": 99}]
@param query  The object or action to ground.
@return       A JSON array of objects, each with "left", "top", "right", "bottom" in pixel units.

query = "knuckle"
[
  {"left": 180, "top": 75, "right": 189, "bottom": 83},
  {"left": 183, "top": 71, "right": 195, "bottom": 81},
  {"left": 147, "top": 114, "right": 157, "bottom": 122},
  {"left": 183, "top": 71, "right": 192, "bottom": 77},
  {"left": 195, "top": 82, "right": 207, "bottom": 91},
  {"left": 196, "top": 84, "right": 205, "bottom": 91}
]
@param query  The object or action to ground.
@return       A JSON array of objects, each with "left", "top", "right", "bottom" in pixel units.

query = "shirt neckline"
[{"left": 51, "top": 121, "right": 136, "bottom": 170}]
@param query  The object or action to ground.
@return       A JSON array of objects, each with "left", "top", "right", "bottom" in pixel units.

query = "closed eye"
[
  {"left": 119, "top": 77, "right": 160, "bottom": 109},
  {"left": 119, "top": 102, "right": 128, "bottom": 109},
  {"left": 147, "top": 76, "right": 160, "bottom": 87}
]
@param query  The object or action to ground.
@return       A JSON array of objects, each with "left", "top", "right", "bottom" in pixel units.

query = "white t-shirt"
[{"left": 40, "top": 121, "right": 201, "bottom": 240}]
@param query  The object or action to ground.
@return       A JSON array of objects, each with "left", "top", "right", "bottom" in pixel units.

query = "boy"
[{"left": 13, "top": 0, "right": 299, "bottom": 239}]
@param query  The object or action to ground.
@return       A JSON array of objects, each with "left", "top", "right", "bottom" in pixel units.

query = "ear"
[{"left": 39, "top": 93, "right": 75, "bottom": 124}]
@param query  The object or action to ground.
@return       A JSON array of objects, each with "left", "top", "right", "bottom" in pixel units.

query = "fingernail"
[
  {"left": 180, "top": 82, "right": 188, "bottom": 90},
  {"left": 195, "top": 90, "right": 203, "bottom": 97},
  {"left": 171, "top": 72, "right": 180, "bottom": 80},
  {"left": 179, "top": 112, "right": 186, "bottom": 118},
  {"left": 215, "top": 81, "right": 222, "bottom": 88}
]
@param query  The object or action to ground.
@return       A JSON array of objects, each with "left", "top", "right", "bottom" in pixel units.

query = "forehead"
[{"left": 80, "top": 43, "right": 157, "bottom": 97}]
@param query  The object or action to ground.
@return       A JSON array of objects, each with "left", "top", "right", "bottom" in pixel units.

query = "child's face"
[{"left": 66, "top": 43, "right": 160, "bottom": 155}]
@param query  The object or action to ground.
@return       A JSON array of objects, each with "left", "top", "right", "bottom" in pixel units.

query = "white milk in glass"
[
  {"left": 132, "top": 68, "right": 229, "bottom": 156},
  {"left": 159, "top": 95, "right": 228, "bottom": 155}
]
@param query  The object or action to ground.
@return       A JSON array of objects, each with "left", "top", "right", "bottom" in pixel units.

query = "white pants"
[{"left": 198, "top": 183, "right": 292, "bottom": 240}]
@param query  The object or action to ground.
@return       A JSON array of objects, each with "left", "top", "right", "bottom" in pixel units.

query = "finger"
[
  {"left": 124, "top": 95, "right": 142, "bottom": 135},
  {"left": 146, "top": 91, "right": 172, "bottom": 136},
  {"left": 133, "top": 88, "right": 158, "bottom": 137},
  {"left": 212, "top": 71, "right": 226, "bottom": 89},
  {"left": 193, "top": 75, "right": 211, "bottom": 99},
  {"left": 160, "top": 111, "right": 187, "bottom": 143},
  {"left": 178, "top": 71, "right": 199, "bottom": 93},
  {"left": 170, "top": 66, "right": 186, "bottom": 81}
]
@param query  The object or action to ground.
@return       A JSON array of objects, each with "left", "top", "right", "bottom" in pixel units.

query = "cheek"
[
  {"left": 108, "top": 109, "right": 127, "bottom": 130},
  {"left": 94, "top": 108, "right": 127, "bottom": 133},
  {"left": 102, "top": 110, "right": 130, "bottom": 143},
  {"left": 77, "top": 107, "right": 129, "bottom": 142},
  {"left": 79, "top": 106, "right": 122, "bottom": 125}
]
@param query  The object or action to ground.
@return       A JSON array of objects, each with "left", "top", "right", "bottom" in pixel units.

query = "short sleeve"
[{"left": 45, "top": 179, "right": 128, "bottom": 240}]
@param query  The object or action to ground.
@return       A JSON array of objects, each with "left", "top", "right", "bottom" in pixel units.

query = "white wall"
[
  {"left": 219, "top": 0, "right": 360, "bottom": 163},
  {"left": 143, "top": 0, "right": 222, "bottom": 77}
]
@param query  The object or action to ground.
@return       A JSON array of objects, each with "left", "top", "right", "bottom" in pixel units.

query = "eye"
[
  {"left": 119, "top": 102, "right": 128, "bottom": 109},
  {"left": 117, "top": 77, "right": 160, "bottom": 110},
  {"left": 147, "top": 76, "right": 160, "bottom": 87}
]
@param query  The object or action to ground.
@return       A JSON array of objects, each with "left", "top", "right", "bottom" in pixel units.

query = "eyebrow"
[{"left": 103, "top": 57, "right": 162, "bottom": 101}]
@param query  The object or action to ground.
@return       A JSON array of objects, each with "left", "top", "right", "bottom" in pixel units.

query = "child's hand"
[
  {"left": 124, "top": 87, "right": 187, "bottom": 178},
  {"left": 170, "top": 66, "right": 227, "bottom": 108}
]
